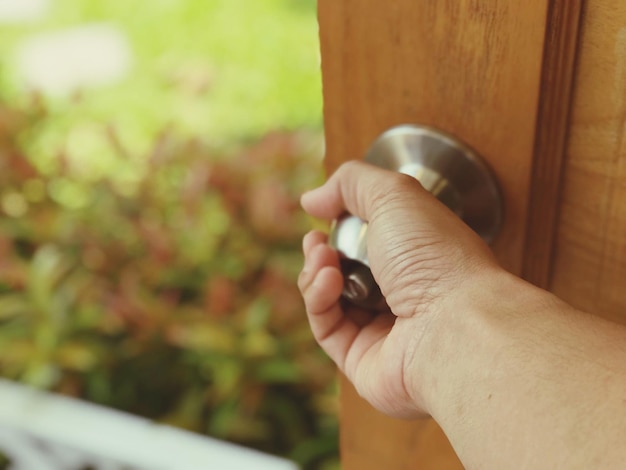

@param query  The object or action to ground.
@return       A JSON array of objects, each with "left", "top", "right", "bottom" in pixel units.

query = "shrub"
[{"left": 0, "top": 93, "right": 336, "bottom": 468}]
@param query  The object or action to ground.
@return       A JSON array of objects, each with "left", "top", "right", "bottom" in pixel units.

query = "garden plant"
[{"left": 0, "top": 0, "right": 336, "bottom": 468}]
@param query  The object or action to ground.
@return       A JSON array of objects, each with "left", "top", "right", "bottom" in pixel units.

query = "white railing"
[{"left": 0, "top": 379, "right": 298, "bottom": 470}]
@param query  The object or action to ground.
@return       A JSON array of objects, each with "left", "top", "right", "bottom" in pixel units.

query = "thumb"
[{"left": 301, "top": 160, "right": 421, "bottom": 221}]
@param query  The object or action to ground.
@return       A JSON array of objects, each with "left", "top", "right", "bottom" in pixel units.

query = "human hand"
[{"left": 298, "top": 161, "right": 500, "bottom": 418}]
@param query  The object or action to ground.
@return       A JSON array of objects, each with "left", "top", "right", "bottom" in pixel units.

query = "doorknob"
[{"left": 328, "top": 124, "right": 503, "bottom": 310}]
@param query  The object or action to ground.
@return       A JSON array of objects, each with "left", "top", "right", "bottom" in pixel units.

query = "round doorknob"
[{"left": 328, "top": 124, "right": 503, "bottom": 310}]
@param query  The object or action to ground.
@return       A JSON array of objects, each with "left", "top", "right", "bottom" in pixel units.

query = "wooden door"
[{"left": 318, "top": 0, "right": 626, "bottom": 468}]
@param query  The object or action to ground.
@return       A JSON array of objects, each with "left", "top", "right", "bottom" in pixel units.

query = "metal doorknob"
[{"left": 328, "top": 124, "right": 503, "bottom": 310}]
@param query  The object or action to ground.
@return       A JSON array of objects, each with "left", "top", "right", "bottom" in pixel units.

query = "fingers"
[
  {"left": 298, "top": 230, "right": 396, "bottom": 379},
  {"left": 299, "top": 231, "right": 359, "bottom": 371},
  {"left": 301, "top": 160, "right": 422, "bottom": 221},
  {"left": 302, "top": 230, "right": 326, "bottom": 258}
]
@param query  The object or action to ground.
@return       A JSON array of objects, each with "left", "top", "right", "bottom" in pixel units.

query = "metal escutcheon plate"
[
  {"left": 329, "top": 124, "right": 503, "bottom": 310},
  {"left": 364, "top": 124, "right": 503, "bottom": 244}
]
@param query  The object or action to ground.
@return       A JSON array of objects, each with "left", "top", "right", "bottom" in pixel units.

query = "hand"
[{"left": 298, "top": 161, "right": 500, "bottom": 418}]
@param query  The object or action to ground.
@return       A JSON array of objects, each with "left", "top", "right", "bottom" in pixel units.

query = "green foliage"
[
  {"left": 0, "top": 93, "right": 336, "bottom": 468},
  {"left": 0, "top": 0, "right": 323, "bottom": 182},
  {"left": 0, "top": 1, "right": 335, "bottom": 466},
  {"left": 0, "top": 451, "right": 10, "bottom": 470}
]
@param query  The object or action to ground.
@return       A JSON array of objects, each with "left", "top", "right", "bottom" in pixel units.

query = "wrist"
[{"left": 405, "top": 266, "right": 557, "bottom": 418}]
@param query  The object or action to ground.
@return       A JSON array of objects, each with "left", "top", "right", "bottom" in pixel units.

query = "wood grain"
[
  {"left": 551, "top": 0, "right": 626, "bottom": 324},
  {"left": 522, "top": 0, "right": 584, "bottom": 288},
  {"left": 318, "top": 0, "right": 550, "bottom": 468},
  {"left": 319, "top": 0, "right": 550, "bottom": 274}
]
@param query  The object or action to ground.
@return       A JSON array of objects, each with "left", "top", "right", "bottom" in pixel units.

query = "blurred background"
[{"left": 0, "top": 0, "right": 336, "bottom": 468}]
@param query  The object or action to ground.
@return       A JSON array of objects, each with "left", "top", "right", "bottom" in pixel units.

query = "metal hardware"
[{"left": 329, "top": 124, "right": 503, "bottom": 310}]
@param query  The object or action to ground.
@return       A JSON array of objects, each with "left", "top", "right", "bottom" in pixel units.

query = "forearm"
[{"left": 416, "top": 269, "right": 626, "bottom": 469}]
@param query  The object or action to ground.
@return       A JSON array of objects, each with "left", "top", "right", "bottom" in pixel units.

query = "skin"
[{"left": 298, "top": 161, "right": 626, "bottom": 470}]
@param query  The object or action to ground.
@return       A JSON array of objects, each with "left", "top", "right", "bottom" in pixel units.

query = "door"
[{"left": 317, "top": 0, "right": 626, "bottom": 468}]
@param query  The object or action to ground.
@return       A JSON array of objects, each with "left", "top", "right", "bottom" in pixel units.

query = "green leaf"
[
  {"left": 241, "top": 330, "right": 277, "bottom": 358},
  {"left": 0, "top": 294, "right": 30, "bottom": 320},
  {"left": 254, "top": 358, "right": 301, "bottom": 383},
  {"left": 22, "top": 361, "right": 60, "bottom": 389},
  {"left": 245, "top": 297, "right": 271, "bottom": 331},
  {"left": 27, "top": 244, "right": 71, "bottom": 315},
  {"left": 212, "top": 358, "right": 243, "bottom": 399},
  {"left": 55, "top": 341, "right": 99, "bottom": 371},
  {"left": 169, "top": 322, "right": 237, "bottom": 354}
]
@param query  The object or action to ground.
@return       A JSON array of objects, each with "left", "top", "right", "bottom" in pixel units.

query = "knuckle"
[
  {"left": 333, "top": 160, "right": 362, "bottom": 183},
  {"left": 297, "top": 268, "right": 311, "bottom": 293},
  {"left": 370, "top": 172, "right": 421, "bottom": 213},
  {"left": 389, "top": 172, "right": 422, "bottom": 193},
  {"left": 332, "top": 161, "right": 424, "bottom": 218},
  {"left": 337, "top": 159, "right": 363, "bottom": 173}
]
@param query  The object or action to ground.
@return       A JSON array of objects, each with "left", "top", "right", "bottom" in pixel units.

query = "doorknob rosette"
[{"left": 328, "top": 124, "right": 503, "bottom": 310}]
